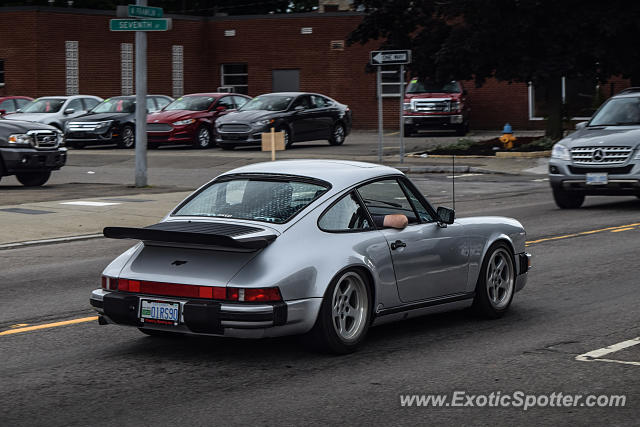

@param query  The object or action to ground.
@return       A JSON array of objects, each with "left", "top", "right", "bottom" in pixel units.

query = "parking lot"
[{"left": 0, "top": 134, "right": 638, "bottom": 426}]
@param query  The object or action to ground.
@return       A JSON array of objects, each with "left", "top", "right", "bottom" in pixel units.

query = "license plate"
[
  {"left": 140, "top": 299, "right": 180, "bottom": 324},
  {"left": 586, "top": 172, "right": 608, "bottom": 185}
]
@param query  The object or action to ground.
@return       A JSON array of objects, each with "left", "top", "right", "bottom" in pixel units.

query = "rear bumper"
[
  {"left": 90, "top": 289, "right": 321, "bottom": 338},
  {"left": 0, "top": 147, "right": 67, "bottom": 174}
]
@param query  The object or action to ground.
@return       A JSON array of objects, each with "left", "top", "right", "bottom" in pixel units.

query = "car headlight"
[
  {"left": 451, "top": 101, "right": 461, "bottom": 111},
  {"left": 635, "top": 148, "right": 640, "bottom": 160},
  {"left": 403, "top": 102, "right": 412, "bottom": 112},
  {"left": 96, "top": 120, "right": 113, "bottom": 129},
  {"left": 252, "top": 118, "right": 274, "bottom": 127},
  {"left": 172, "top": 119, "right": 196, "bottom": 126},
  {"left": 57, "top": 132, "right": 65, "bottom": 146},
  {"left": 551, "top": 143, "right": 571, "bottom": 161},
  {"left": 8, "top": 134, "right": 33, "bottom": 146}
]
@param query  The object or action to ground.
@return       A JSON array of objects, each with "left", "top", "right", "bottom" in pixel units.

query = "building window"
[
  {"left": 172, "top": 45, "right": 184, "bottom": 99},
  {"left": 378, "top": 65, "right": 404, "bottom": 98},
  {"left": 121, "top": 43, "right": 133, "bottom": 96},
  {"left": 220, "top": 63, "right": 248, "bottom": 95},
  {"left": 65, "top": 41, "right": 79, "bottom": 95},
  {"left": 529, "top": 77, "right": 598, "bottom": 120},
  {"left": 0, "top": 59, "right": 4, "bottom": 86}
]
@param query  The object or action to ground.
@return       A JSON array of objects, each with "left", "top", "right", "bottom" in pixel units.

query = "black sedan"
[
  {"left": 64, "top": 95, "right": 172, "bottom": 149},
  {"left": 214, "top": 92, "right": 352, "bottom": 150}
]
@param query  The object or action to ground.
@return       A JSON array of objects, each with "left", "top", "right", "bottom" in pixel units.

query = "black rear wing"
[{"left": 103, "top": 221, "right": 277, "bottom": 250}]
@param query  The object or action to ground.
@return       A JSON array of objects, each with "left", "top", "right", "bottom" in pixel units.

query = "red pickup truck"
[{"left": 403, "top": 80, "right": 470, "bottom": 136}]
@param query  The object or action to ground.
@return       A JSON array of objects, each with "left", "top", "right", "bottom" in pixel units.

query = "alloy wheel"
[
  {"left": 485, "top": 248, "right": 514, "bottom": 310},
  {"left": 331, "top": 271, "right": 368, "bottom": 341}
]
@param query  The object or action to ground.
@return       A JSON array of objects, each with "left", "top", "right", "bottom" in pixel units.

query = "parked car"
[
  {"left": 403, "top": 79, "right": 470, "bottom": 136},
  {"left": 0, "top": 96, "right": 33, "bottom": 115},
  {"left": 549, "top": 87, "right": 640, "bottom": 208},
  {"left": 4, "top": 95, "right": 103, "bottom": 130},
  {"left": 214, "top": 92, "right": 352, "bottom": 150},
  {"left": 146, "top": 93, "right": 250, "bottom": 149},
  {"left": 91, "top": 160, "right": 531, "bottom": 354},
  {"left": 0, "top": 119, "right": 66, "bottom": 186},
  {"left": 64, "top": 95, "right": 173, "bottom": 149}
]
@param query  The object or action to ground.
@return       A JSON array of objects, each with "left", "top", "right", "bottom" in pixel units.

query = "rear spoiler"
[{"left": 103, "top": 221, "right": 277, "bottom": 250}]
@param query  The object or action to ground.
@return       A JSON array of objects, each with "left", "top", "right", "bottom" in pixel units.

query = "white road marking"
[
  {"left": 60, "top": 201, "right": 121, "bottom": 207},
  {"left": 576, "top": 337, "right": 640, "bottom": 366},
  {"left": 446, "top": 173, "right": 483, "bottom": 179},
  {"left": 532, "top": 178, "right": 549, "bottom": 182}
]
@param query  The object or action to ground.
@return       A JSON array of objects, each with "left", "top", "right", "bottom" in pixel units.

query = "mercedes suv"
[{"left": 549, "top": 88, "right": 640, "bottom": 208}]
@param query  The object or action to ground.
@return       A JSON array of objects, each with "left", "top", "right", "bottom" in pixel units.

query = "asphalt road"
[{"left": 1, "top": 175, "right": 639, "bottom": 426}]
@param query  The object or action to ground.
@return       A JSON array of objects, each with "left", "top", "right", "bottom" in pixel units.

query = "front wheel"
[
  {"left": 552, "top": 187, "right": 584, "bottom": 209},
  {"left": 16, "top": 171, "right": 51, "bottom": 187},
  {"left": 118, "top": 125, "right": 135, "bottom": 149},
  {"left": 193, "top": 125, "right": 212, "bottom": 149},
  {"left": 329, "top": 122, "right": 346, "bottom": 146},
  {"left": 403, "top": 124, "right": 414, "bottom": 137},
  {"left": 472, "top": 242, "right": 516, "bottom": 318},
  {"left": 304, "top": 270, "right": 371, "bottom": 354}
]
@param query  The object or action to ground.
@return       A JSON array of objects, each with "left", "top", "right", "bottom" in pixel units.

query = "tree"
[{"left": 349, "top": 0, "right": 640, "bottom": 138}]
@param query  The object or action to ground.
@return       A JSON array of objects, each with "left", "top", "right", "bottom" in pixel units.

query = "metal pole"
[
  {"left": 134, "top": 0, "right": 148, "bottom": 187},
  {"left": 399, "top": 64, "right": 405, "bottom": 164},
  {"left": 377, "top": 67, "right": 383, "bottom": 163}
]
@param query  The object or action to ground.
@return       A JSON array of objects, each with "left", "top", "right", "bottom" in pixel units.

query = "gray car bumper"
[
  {"left": 90, "top": 289, "right": 321, "bottom": 338},
  {"left": 549, "top": 159, "right": 640, "bottom": 194}
]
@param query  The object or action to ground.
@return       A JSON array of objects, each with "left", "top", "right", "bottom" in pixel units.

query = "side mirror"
[
  {"left": 294, "top": 105, "right": 305, "bottom": 111},
  {"left": 64, "top": 108, "right": 75, "bottom": 115},
  {"left": 436, "top": 206, "right": 455, "bottom": 225},
  {"left": 575, "top": 121, "right": 588, "bottom": 130},
  {"left": 216, "top": 106, "right": 227, "bottom": 112}
]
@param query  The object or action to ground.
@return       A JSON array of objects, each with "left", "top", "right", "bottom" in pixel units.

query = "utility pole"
[{"left": 134, "top": 0, "right": 148, "bottom": 187}]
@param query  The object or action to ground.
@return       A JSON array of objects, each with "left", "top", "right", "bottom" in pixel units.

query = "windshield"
[
  {"left": 174, "top": 178, "right": 328, "bottom": 224},
  {"left": 91, "top": 98, "right": 135, "bottom": 113},
  {"left": 590, "top": 97, "right": 640, "bottom": 126},
  {"left": 238, "top": 95, "right": 293, "bottom": 112},
  {"left": 164, "top": 96, "right": 215, "bottom": 111},
  {"left": 21, "top": 98, "right": 65, "bottom": 113},
  {"left": 406, "top": 80, "right": 461, "bottom": 94}
]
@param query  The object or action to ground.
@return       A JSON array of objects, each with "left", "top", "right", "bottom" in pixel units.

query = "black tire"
[
  {"left": 277, "top": 127, "right": 292, "bottom": 149},
  {"left": 328, "top": 122, "right": 346, "bottom": 146},
  {"left": 403, "top": 124, "right": 414, "bottom": 137},
  {"left": 16, "top": 170, "right": 51, "bottom": 187},
  {"left": 303, "top": 269, "right": 371, "bottom": 354},
  {"left": 219, "top": 143, "right": 235, "bottom": 151},
  {"left": 472, "top": 242, "right": 516, "bottom": 319},
  {"left": 552, "top": 187, "right": 585, "bottom": 209},
  {"left": 138, "top": 328, "right": 185, "bottom": 338},
  {"left": 192, "top": 125, "right": 212, "bottom": 149},
  {"left": 118, "top": 125, "right": 135, "bottom": 149},
  {"left": 455, "top": 122, "right": 468, "bottom": 136}
]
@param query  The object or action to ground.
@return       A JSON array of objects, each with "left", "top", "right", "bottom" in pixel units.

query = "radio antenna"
[{"left": 452, "top": 154, "right": 456, "bottom": 211}]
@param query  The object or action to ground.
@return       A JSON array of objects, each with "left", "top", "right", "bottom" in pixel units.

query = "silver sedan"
[{"left": 91, "top": 160, "right": 531, "bottom": 353}]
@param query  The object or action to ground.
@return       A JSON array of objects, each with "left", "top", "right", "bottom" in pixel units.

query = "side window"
[
  {"left": 155, "top": 97, "right": 171, "bottom": 110},
  {"left": 399, "top": 180, "right": 434, "bottom": 223},
  {"left": 66, "top": 98, "right": 83, "bottom": 112},
  {"left": 311, "top": 95, "right": 327, "bottom": 108},
  {"left": 233, "top": 96, "right": 249, "bottom": 109},
  {"left": 217, "top": 96, "right": 234, "bottom": 110},
  {"left": 319, "top": 192, "right": 372, "bottom": 232},
  {"left": 292, "top": 95, "right": 313, "bottom": 110},
  {"left": 146, "top": 97, "right": 157, "bottom": 112},
  {"left": 16, "top": 98, "right": 31, "bottom": 109},
  {"left": 357, "top": 179, "right": 419, "bottom": 224},
  {"left": 0, "top": 99, "right": 15, "bottom": 111},
  {"left": 83, "top": 98, "right": 100, "bottom": 111}
]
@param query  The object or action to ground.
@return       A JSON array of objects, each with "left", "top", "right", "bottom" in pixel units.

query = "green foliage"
[{"left": 427, "top": 137, "right": 557, "bottom": 155}]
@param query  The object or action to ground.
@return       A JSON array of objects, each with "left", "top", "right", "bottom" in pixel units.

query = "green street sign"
[
  {"left": 128, "top": 4, "right": 163, "bottom": 18},
  {"left": 110, "top": 18, "right": 172, "bottom": 32}
]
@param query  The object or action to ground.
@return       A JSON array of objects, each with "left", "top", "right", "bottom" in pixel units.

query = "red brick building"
[{"left": 0, "top": 6, "right": 630, "bottom": 130}]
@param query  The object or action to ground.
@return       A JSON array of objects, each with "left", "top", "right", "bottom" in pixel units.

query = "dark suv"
[
  {"left": 549, "top": 88, "right": 640, "bottom": 208},
  {"left": 0, "top": 120, "right": 66, "bottom": 186}
]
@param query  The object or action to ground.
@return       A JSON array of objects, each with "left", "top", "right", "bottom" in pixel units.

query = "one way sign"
[{"left": 370, "top": 49, "right": 412, "bottom": 65}]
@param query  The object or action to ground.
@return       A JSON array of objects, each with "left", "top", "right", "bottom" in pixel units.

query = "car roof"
[
  {"left": 220, "top": 160, "right": 402, "bottom": 189},
  {"left": 180, "top": 93, "right": 248, "bottom": 98}
]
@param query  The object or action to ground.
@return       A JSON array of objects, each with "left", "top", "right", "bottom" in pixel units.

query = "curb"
[
  {"left": 0, "top": 233, "right": 104, "bottom": 250},
  {"left": 406, "top": 151, "right": 551, "bottom": 159},
  {"left": 395, "top": 165, "right": 514, "bottom": 175}
]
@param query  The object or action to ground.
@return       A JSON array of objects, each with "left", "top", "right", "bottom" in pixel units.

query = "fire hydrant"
[{"left": 499, "top": 123, "right": 516, "bottom": 150}]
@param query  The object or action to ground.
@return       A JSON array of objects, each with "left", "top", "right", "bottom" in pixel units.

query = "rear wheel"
[
  {"left": 472, "top": 242, "right": 516, "bottom": 318},
  {"left": 552, "top": 187, "right": 585, "bottom": 209},
  {"left": 304, "top": 270, "right": 371, "bottom": 354},
  {"left": 193, "top": 125, "right": 212, "bottom": 149},
  {"left": 328, "top": 122, "right": 346, "bottom": 146},
  {"left": 118, "top": 125, "right": 135, "bottom": 149},
  {"left": 16, "top": 171, "right": 51, "bottom": 187}
]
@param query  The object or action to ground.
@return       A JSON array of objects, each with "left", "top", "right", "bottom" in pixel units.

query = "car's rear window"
[{"left": 173, "top": 178, "right": 328, "bottom": 224}]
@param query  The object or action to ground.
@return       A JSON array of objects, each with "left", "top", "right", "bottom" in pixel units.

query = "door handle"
[{"left": 390, "top": 240, "right": 406, "bottom": 250}]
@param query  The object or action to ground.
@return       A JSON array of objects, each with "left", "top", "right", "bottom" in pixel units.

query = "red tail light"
[{"left": 108, "top": 277, "right": 281, "bottom": 302}]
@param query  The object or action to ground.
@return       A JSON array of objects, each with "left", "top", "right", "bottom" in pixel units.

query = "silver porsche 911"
[{"left": 91, "top": 160, "right": 531, "bottom": 353}]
